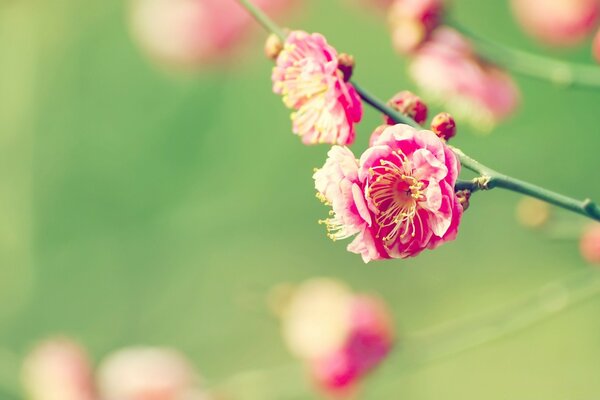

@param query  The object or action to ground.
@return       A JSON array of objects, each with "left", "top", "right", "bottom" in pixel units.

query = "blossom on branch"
[
  {"left": 272, "top": 31, "right": 363, "bottom": 145},
  {"left": 389, "top": 0, "right": 445, "bottom": 54},
  {"left": 409, "top": 27, "right": 520, "bottom": 132},
  {"left": 511, "top": 0, "right": 600, "bottom": 47},
  {"left": 314, "top": 124, "right": 463, "bottom": 262}
]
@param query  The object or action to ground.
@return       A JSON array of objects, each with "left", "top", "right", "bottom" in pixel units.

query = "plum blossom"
[
  {"left": 97, "top": 347, "right": 210, "bottom": 400},
  {"left": 21, "top": 339, "right": 96, "bottom": 400},
  {"left": 130, "top": 0, "right": 297, "bottom": 69},
  {"left": 281, "top": 279, "right": 394, "bottom": 395},
  {"left": 314, "top": 124, "right": 462, "bottom": 262},
  {"left": 389, "top": 0, "right": 445, "bottom": 54},
  {"left": 511, "top": 0, "right": 600, "bottom": 47},
  {"left": 272, "top": 31, "right": 363, "bottom": 145},
  {"left": 580, "top": 223, "right": 600, "bottom": 264},
  {"left": 409, "top": 27, "right": 520, "bottom": 131}
]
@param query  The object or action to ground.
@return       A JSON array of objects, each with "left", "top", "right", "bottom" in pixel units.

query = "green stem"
[
  {"left": 449, "top": 19, "right": 600, "bottom": 89},
  {"left": 235, "top": 0, "right": 600, "bottom": 222}
]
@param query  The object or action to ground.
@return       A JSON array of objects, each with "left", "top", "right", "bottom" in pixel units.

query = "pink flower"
[
  {"left": 97, "top": 347, "right": 210, "bottom": 400},
  {"left": 272, "top": 31, "right": 363, "bottom": 145},
  {"left": 389, "top": 0, "right": 444, "bottom": 54},
  {"left": 593, "top": 29, "right": 600, "bottom": 63},
  {"left": 21, "top": 339, "right": 96, "bottom": 400},
  {"left": 280, "top": 279, "right": 393, "bottom": 396},
  {"left": 511, "top": 0, "right": 600, "bottom": 47},
  {"left": 580, "top": 223, "right": 600, "bottom": 264},
  {"left": 314, "top": 124, "right": 462, "bottom": 262},
  {"left": 409, "top": 27, "right": 520, "bottom": 131},
  {"left": 130, "top": 0, "right": 297, "bottom": 70}
]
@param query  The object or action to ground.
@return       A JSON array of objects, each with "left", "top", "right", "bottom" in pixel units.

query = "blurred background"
[{"left": 1, "top": 0, "right": 600, "bottom": 398}]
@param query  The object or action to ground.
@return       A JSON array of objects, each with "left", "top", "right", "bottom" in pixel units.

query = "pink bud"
[
  {"left": 580, "top": 223, "right": 600, "bottom": 264},
  {"left": 385, "top": 90, "right": 428, "bottom": 125},
  {"left": 593, "top": 29, "right": 600, "bottom": 64},
  {"left": 430, "top": 112, "right": 456, "bottom": 141},
  {"left": 337, "top": 53, "right": 356, "bottom": 82},
  {"left": 264, "top": 33, "right": 284, "bottom": 60},
  {"left": 456, "top": 190, "right": 471, "bottom": 211},
  {"left": 511, "top": 0, "right": 600, "bottom": 47},
  {"left": 389, "top": 0, "right": 444, "bottom": 53},
  {"left": 21, "top": 339, "right": 96, "bottom": 400},
  {"left": 97, "top": 347, "right": 210, "bottom": 400}
]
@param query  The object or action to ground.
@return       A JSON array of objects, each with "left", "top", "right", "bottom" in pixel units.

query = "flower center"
[{"left": 367, "top": 152, "right": 425, "bottom": 246}]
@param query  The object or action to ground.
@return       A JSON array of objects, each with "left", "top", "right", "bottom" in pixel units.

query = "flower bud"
[
  {"left": 21, "top": 339, "right": 96, "bottom": 400},
  {"left": 337, "top": 53, "right": 355, "bottom": 82},
  {"left": 455, "top": 190, "right": 471, "bottom": 211},
  {"left": 430, "top": 112, "right": 456, "bottom": 141},
  {"left": 580, "top": 223, "right": 600, "bottom": 264},
  {"left": 385, "top": 90, "right": 428, "bottom": 125},
  {"left": 264, "top": 33, "right": 283, "bottom": 60},
  {"left": 593, "top": 29, "right": 600, "bottom": 64}
]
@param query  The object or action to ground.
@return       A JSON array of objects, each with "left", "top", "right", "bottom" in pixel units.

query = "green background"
[{"left": 1, "top": 0, "right": 600, "bottom": 398}]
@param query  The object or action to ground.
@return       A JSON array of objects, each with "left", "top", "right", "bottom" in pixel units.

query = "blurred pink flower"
[
  {"left": 409, "top": 27, "right": 520, "bottom": 131},
  {"left": 130, "top": 0, "right": 297, "bottom": 69},
  {"left": 314, "top": 124, "right": 462, "bottom": 262},
  {"left": 389, "top": 0, "right": 444, "bottom": 54},
  {"left": 580, "top": 223, "right": 600, "bottom": 264},
  {"left": 21, "top": 339, "right": 96, "bottom": 400},
  {"left": 272, "top": 31, "right": 363, "bottom": 145},
  {"left": 280, "top": 279, "right": 393, "bottom": 396},
  {"left": 97, "top": 347, "right": 210, "bottom": 400},
  {"left": 593, "top": 29, "right": 600, "bottom": 63},
  {"left": 511, "top": 0, "right": 600, "bottom": 47}
]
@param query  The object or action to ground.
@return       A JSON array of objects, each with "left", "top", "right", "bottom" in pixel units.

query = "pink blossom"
[
  {"left": 272, "top": 31, "right": 363, "bottom": 145},
  {"left": 409, "top": 27, "right": 520, "bottom": 131},
  {"left": 310, "top": 295, "right": 394, "bottom": 396},
  {"left": 593, "top": 29, "right": 600, "bottom": 63},
  {"left": 580, "top": 223, "right": 600, "bottom": 264},
  {"left": 130, "top": 0, "right": 297, "bottom": 69},
  {"left": 389, "top": 0, "right": 444, "bottom": 54},
  {"left": 21, "top": 339, "right": 96, "bottom": 400},
  {"left": 314, "top": 124, "right": 462, "bottom": 262},
  {"left": 280, "top": 279, "right": 393, "bottom": 396},
  {"left": 97, "top": 347, "right": 210, "bottom": 400},
  {"left": 511, "top": 0, "right": 600, "bottom": 47}
]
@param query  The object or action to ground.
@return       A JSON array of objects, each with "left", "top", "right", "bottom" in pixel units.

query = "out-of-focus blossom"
[
  {"left": 511, "top": 0, "right": 600, "bottom": 47},
  {"left": 21, "top": 339, "right": 96, "bottom": 400},
  {"left": 272, "top": 31, "right": 363, "bottom": 145},
  {"left": 130, "top": 0, "right": 297, "bottom": 69},
  {"left": 593, "top": 28, "right": 600, "bottom": 63},
  {"left": 580, "top": 223, "right": 600, "bottom": 264},
  {"left": 409, "top": 27, "right": 520, "bottom": 132},
  {"left": 430, "top": 112, "right": 456, "bottom": 141},
  {"left": 97, "top": 347, "right": 210, "bottom": 400},
  {"left": 314, "top": 124, "right": 463, "bottom": 262},
  {"left": 385, "top": 90, "right": 428, "bottom": 125},
  {"left": 281, "top": 279, "right": 394, "bottom": 396},
  {"left": 389, "top": 0, "right": 444, "bottom": 54},
  {"left": 516, "top": 198, "right": 551, "bottom": 229}
]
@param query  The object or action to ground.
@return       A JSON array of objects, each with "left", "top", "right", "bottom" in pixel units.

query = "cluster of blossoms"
[
  {"left": 280, "top": 279, "right": 394, "bottom": 396},
  {"left": 129, "top": 0, "right": 298, "bottom": 70},
  {"left": 267, "top": 27, "right": 465, "bottom": 262},
  {"left": 22, "top": 339, "right": 212, "bottom": 400}
]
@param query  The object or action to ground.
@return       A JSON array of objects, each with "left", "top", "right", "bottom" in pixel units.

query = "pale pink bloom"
[
  {"left": 130, "top": 0, "right": 297, "bottom": 69},
  {"left": 580, "top": 223, "right": 600, "bottom": 264},
  {"left": 593, "top": 29, "right": 600, "bottom": 63},
  {"left": 409, "top": 27, "right": 520, "bottom": 131},
  {"left": 389, "top": 0, "right": 444, "bottom": 53},
  {"left": 272, "top": 31, "right": 363, "bottom": 145},
  {"left": 21, "top": 339, "right": 96, "bottom": 400},
  {"left": 280, "top": 279, "right": 393, "bottom": 395},
  {"left": 314, "top": 124, "right": 462, "bottom": 262},
  {"left": 97, "top": 347, "right": 210, "bottom": 400},
  {"left": 511, "top": 0, "right": 600, "bottom": 47}
]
